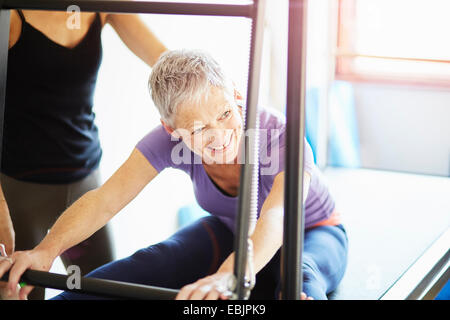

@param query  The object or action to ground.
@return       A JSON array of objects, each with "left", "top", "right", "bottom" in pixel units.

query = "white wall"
[
  {"left": 353, "top": 83, "right": 450, "bottom": 177},
  {"left": 263, "top": 0, "right": 337, "bottom": 168},
  {"left": 302, "top": 1, "right": 450, "bottom": 177}
]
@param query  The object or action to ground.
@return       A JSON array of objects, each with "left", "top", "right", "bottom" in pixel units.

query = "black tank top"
[{"left": 2, "top": 10, "right": 103, "bottom": 183}]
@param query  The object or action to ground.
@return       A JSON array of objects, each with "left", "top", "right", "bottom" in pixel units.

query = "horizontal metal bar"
[
  {"left": 421, "top": 264, "right": 449, "bottom": 300},
  {"left": 1, "top": 269, "right": 179, "bottom": 300},
  {"left": 407, "top": 250, "right": 449, "bottom": 300},
  {"left": 380, "top": 227, "right": 450, "bottom": 300},
  {"left": 335, "top": 49, "right": 450, "bottom": 64},
  {"left": 1, "top": 0, "right": 253, "bottom": 17}
]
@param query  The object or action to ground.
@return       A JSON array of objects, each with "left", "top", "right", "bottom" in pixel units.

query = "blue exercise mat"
[
  {"left": 304, "top": 82, "right": 361, "bottom": 168},
  {"left": 327, "top": 81, "right": 361, "bottom": 168},
  {"left": 435, "top": 279, "right": 450, "bottom": 300}
]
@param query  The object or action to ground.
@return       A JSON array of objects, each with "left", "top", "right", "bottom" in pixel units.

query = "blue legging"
[{"left": 52, "top": 216, "right": 348, "bottom": 300}]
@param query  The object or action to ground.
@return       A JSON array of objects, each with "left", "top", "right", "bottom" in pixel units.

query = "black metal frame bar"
[
  {"left": 233, "top": 0, "right": 265, "bottom": 300},
  {"left": 1, "top": 0, "right": 253, "bottom": 16},
  {"left": 1, "top": 270, "right": 178, "bottom": 300},
  {"left": 281, "top": 0, "right": 307, "bottom": 300}
]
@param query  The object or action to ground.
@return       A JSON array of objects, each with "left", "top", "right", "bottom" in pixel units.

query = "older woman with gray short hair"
[{"left": 0, "top": 50, "right": 347, "bottom": 300}]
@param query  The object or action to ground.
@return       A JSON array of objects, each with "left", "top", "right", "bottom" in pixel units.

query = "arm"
[
  {"left": 2, "top": 10, "right": 20, "bottom": 254},
  {"left": 35, "top": 148, "right": 158, "bottom": 258},
  {"left": 0, "top": 148, "right": 158, "bottom": 299},
  {"left": 8, "top": 11, "right": 21, "bottom": 49},
  {"left": 105, "top": 13, "right": 167, "bottom": 67},
  {"left": 216, "top": 171, "right": 311, "bottom": 275},
  {"left": 176, "top": 171, "right": 311, "bottom": 300},
  {"left": 0, "top": 185, "right": 14, "bottom": 256}
]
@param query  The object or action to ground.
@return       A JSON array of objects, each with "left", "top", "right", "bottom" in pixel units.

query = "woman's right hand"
[
  {"left": 0, "top": 199, "right": 15, "bottom": 256},
  {"left": 0, "top": 248, "right": 55, "bottom": 300}
]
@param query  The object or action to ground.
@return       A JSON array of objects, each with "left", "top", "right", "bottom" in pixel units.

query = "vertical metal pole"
[
  {"left": 0, "top": 6, "right": 10, "bottom": 167},
  {"left": 233, "top": 0, "right": 266, "bottom": 300},
  {"left": 281, "top": 0, "right": 308, "bottom": 300}
]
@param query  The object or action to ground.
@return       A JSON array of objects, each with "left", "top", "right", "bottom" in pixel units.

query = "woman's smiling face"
[{"left": 168, "top": 86, "right": 244, "bottom": 165}]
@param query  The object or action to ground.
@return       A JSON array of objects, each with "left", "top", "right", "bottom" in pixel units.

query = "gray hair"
[{"left": 148, "top": 49, "right": 234, "bottom": 127}]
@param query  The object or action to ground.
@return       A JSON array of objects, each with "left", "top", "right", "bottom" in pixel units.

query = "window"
[{"left": 336, "top": 0, "right": 450, "bottom": 87}]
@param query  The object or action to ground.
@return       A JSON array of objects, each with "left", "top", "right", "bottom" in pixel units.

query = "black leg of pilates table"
[
  {"left": 233, "top": 0, "right": 266, "bottom": 300},
  {"left": 281, "top": 0, "right": 308, "bottom": 300}
]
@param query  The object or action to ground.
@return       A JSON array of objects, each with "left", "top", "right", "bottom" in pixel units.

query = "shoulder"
[
  {"left": 258, "top": 106, "right": 314, "bottom": 176},
  {"left": 9, "top": 11, "right": 22, "bottom": 49},
  {"left": 136, "top": 125, "right": 193, "bottom": 173},
  {"left": 259, "top": 106, "right": 286, "bottom": 131},
  {"left": 136, "top": 125, "right": 175, "bottom": 151},
  {"left": 99, "top": 12, "right": 109, "bottom": 28},
  {"left": 257, "top": 106, "right": 286, "bottom": 153}
]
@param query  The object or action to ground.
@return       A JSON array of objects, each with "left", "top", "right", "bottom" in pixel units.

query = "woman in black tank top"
[
  {"left": 0, "top": 9, "right": 167, "bottom": 300},
  {"left": 5, "top": 10, "right": 104, "bottom": 183}
]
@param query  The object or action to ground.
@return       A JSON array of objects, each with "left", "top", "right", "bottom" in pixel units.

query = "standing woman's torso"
[{"left": 3, "top": 10, "right": 108, "bottom": 183}]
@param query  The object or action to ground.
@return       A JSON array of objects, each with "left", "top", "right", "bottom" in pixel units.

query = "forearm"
[
  {"left": 0, "top": 203, "right": 14, "bottom": 236},
  {"left": 35, "top": 189, "right": 113, "bottom": 260},
  {"left": 107, "top": 14, "right": 167, "bottom": 67},
  {"left": 0, "top": 192, "right": 13, "bottom": 230},
  {"left": 217, "top": 206, "right": 284, "bottom": 275},
  {"left": 0, "top": 185, "right": 14, "bottom": 254},
  {"left": 216, "top": 172, "right": 310, "bottom": 276}
]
